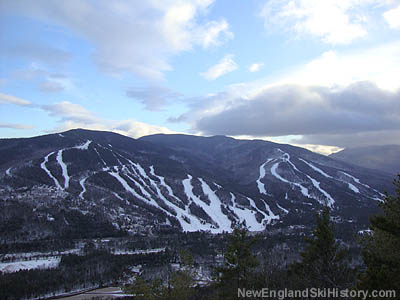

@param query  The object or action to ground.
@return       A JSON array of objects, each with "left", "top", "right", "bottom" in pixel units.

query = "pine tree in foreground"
[
  {"left": 214, "top": 227, "right": 259, "bottom": 299},
  {"left": 358, "top": 175, "right": 400, "bottom": 295},
  {"left": 289, "top": 207, "right": 355, "bottom": 291}
]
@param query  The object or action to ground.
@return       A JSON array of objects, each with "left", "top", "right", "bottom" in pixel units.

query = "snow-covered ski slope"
[
  {"left": 35, "top": 140, "right": 283, "bottom": 233},
  {"left": 9, "top": 132, "right": 386, "bottom": 234},
  {"left": 255, "top": 149, "right": 384, "bottom": 208}
]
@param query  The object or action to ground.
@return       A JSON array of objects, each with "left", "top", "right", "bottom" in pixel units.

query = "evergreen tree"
[
  {"left": 167, "top": 249, "right": 196, "bottom": 300},
  {"left": 124, "top": 249, "right": 196, "bottom": 300},
  {"left": 214, "top": 227, "right": 259, "bottom": 299},
  {"left": 358, "top": 175, "right": 400, "bottom": 294},
  {"left": 290, "top": 208, "right": 355, "bottom": 290},
  {"left": 125, "top": 275, "right": 165, "bottom": 300}
]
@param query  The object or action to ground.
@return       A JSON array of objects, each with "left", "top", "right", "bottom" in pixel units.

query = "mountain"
[
  {"left": 0, "top": 129, "right": 394, "bottom": 242},
  {"left": 330, "top": 145, "right": 400, "bottom": 175}
]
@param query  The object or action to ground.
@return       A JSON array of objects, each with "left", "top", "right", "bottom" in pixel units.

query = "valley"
[{"left": 0, "top": 129, "right": 397, "bottom": 298}]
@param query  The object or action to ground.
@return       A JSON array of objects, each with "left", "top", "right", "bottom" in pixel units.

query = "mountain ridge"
[
  {"left": 0, "top": 129, "right": 394, "bottom": 242},
  {"left": 330, "top": 144, "right": 400, "bottom": 175}
]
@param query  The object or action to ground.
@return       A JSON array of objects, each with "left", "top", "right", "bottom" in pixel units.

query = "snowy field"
[{"left": 0, "top": 257, "right": 61, "bottom": 273}]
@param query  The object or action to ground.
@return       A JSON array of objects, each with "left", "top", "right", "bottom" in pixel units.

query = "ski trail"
[
  {"left": 277, "top": 203, "right": 289, "bottom": 214},
  {"left": 271, "top": 162, "right": 310, "bottom": 197},
  {"left": 40, "top": 152, "right": 63, "bottom": 189},
  {"left": 257, "top": 158, "right": 274, "bottom": 195},
  {"left": 182, "top": 175, "right": 225, "bottom": 233},
  {"left": 340, "top": 171, "right": 383, "bottom": 196},
  {"left": 147, "top": 167, "right": 201, "bottom": 231},
  {"left": 113, "top": 192, "right": 130, "bottom": 205},
  {"left": 298, "top": 159, "right": 363, "bottom": 195},
  {"left": 79, "top": 177, "right": 88, "bottom": 199},
  {"left": 56, "top": 150, "right": 70, "bottom": 189},
  {"left": 230, "top": 193, "right": 264, "bottom": 231},
  {"left": 149, "top": 166, "right": 176, "bottom": 199},
  {"left": 298, "top": 158, "right": 333, "bottom": 178},
  {"left": 94, "top": 147, "right": 107, "bottom": 166},
  {"left": 306, "top": 175, "right": 335, "bottom": 207},
  {"left": 272, "top": 150, "right": 335, "bottom": 206},
  {"left": 199, "top": 178, "right": 232, "bottom": 232},
  {"left": 247, "top": 197, "right": 279, "bottom": 225},
  {"left": 75, "top": 140, "right": 91, "bottom": 150},
  {"left": 109, "top": 171, "right": 168, "bottom": 213}
]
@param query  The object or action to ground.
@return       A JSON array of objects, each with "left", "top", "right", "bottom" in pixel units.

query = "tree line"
[{"left": 124, "top": 175, "right": 400, "bottom": 299}]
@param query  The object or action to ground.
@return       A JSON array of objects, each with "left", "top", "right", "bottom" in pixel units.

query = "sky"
[{"left": 1, "top": 0, "right": 400, "bottom": 155}]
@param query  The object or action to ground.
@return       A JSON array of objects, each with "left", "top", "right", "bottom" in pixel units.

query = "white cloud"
[
  {"left": 42, "top": 101, "right": 177, "bottom": 138},
  {"left": 292, "top": 144, "right": 343, "bottom": 156},
  {"left": 42, "top": 101, "right": 101, "bottom": 124},
  {"left": 126, "top": 86, "right": 182, "bottom": 111},
  {"left": 384, "top": 5, "right": 400, "bottom": 29},
  {"left": 173, "top": 42, "right": 400, "bottom": 148},
  {"left": 249, "top": 63, "right": 264, "bottom": 72},
  {"left": 271, "top": 42, "right": 400, "bottom": 91},
  {"left": 196, "top": 19, "right": 234, "bottom": 48},
  {"left": 1, "top": 0, "right": 233, "bottom": 81},
  {"left": 260, "top": 0, "right": 377, "bottom": 44},
  {"left": 0, "top": 123, "right": 34, "bottom": 130},
  {"left": 201, "top": 54, "right": 238, "bottom": 80},
  {"left": 0, "top": 93, "right": 32, "bottom": 106}
]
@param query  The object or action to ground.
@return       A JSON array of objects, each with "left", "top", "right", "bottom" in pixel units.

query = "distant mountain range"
[
  {"left": 0, "top": 129, "right": 394, "bottom": 242},
  {"left": 330, "top": 145, "right": 400, "bottom": 175}
]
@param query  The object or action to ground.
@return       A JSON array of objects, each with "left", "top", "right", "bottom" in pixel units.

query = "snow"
[
  {"left": 113, "top": 192, "right": 130, "bottom": 205},
  {"left": 199, "top": 178, "right": 232, "bottom": 232},
  {"left": 230, "top": 193, "right": 265, "bottom": 231},
  {"left": 348, "top": 183, "right": 360, "bottom": 193},
  {"left": 56, "top": 150, "right": 70, "bottom": 189},
  {"left": 147, "top": 166, "right": 202, "bottom": 232},
  {"left": 58, "top": 134, "right": 64, "bottom": 137},
  {"left": 150, "top": 166, "right": 175, "bottom": 198},
  {"left": 40, "top": 152, "right": 63, "bottom": 189},
  {"left": 340, "top": 171, "right": 362, "bottom": 184},
  {"left": 109, "top": 171, "right": 155, "bottom": 205},
  {"left": 113, "top": 247, "right": 166, "bottom": 255},
  {"left": 271, "top": 150, "right": 336, "bottom": 207},
  {"left": 132, "top": 162, "right": 147, "bottom": 178},
  {"left": 358, "top": 229, "right": 372, "bottom": 235},
  {"left": 75, "top": 140, "right": 92, "bottom": 150},
  {"left": 298, "top": 158, "right": 333, "bottom": 178},
  {"left": 110, "top": 170, "right": 176, "bottom": 220},
  {"left": 213, "top": 182, "right": 222, "bottom": 189},
  {"left": 277, "top": 203, "right": 289, "bottom": 214},
  {"left": 94, "top": 147, "right": 107, "bottom": 166},
  {"left": 5, "top": 167, "right": 11, "bottom": 176},
  {"left": 296, "top": 160, "right": 379, "bottom": 197},
  {"left": 271, "top": 162, "right": 310, "bottom": 197},
  {"left": 0, "top": 257, "right": 61, "bottom": 273},
  {"left": 182, "top": 175, "right": 230, "bottom": 233},
  {"left": 340, "top": 171, "right": 384, "bottom": 196},
  {"left": 79, "top": 177, "right": 88, "bottom": 199},
  {"left": 249, "top": 197, "right": 279, "bottom": 225},
  {"left": 110, "top": 171, "right": 143, "bottom": 201},
  {"left": 256, "top": 158, "right": 274, "bottom": 195},
  {"left": 307, "top": 175, "right": 335, "bottom": 207},
  {"left": 123, "top": 172, "right": 154, "bottom": 201}
]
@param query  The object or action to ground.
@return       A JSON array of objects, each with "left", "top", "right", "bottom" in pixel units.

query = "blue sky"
[{"left": 1, "top": 0, "right": 400, "bottom": 154}]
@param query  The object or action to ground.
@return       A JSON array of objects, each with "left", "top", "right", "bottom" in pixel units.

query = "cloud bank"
[
  {"left": 260, "top": 0, "right": 383, "bottom": 44},
  {"left": 41, "top": 101, "right": 176, "bottom": 138},
  {"left": 172, "top": 43, "right": 400, "bottom": 148},
  {"left": 1, "top": 0, "right": 233, "bottom": 81}
]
